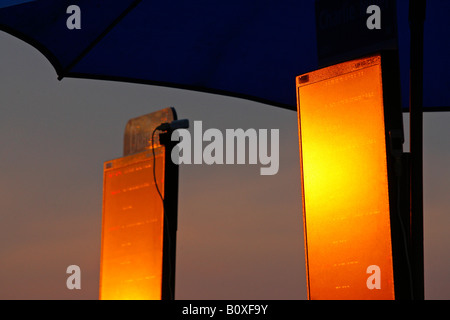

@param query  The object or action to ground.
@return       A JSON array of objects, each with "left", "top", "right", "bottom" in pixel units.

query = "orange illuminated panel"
[
  {"left": 100, "top": 148, "right": 165, "bottom": 300},
  {"left": 297, "top": 55, "right": 395, "bottom": 300}
]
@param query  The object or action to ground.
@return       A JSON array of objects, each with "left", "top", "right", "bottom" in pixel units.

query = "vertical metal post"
[
  {"left": 409, "top": 0, "right": 426, "bottom": 300},
  {"left": 160, "top": 131, "right": 179, "bottom": 300}
]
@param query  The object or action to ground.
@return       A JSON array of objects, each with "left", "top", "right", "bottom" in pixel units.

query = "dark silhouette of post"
[
  {"left": 159, "top": 130, "right": 179, "bottom": 300},
  {"left": 409, "top": 0, "right": 426, "bottom": 300}
]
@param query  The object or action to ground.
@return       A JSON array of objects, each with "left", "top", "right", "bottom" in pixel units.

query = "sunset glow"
[
  {"left": 99, "top": 149, "right": 166, "bottom": 300},
  {"left": 297, "top": 55, "right": 395, "bottom": 300}
]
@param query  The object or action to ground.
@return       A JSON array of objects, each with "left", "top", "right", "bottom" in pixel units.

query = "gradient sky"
[{"left": 1, "top": 24, "right": 450, "bottom": 300}]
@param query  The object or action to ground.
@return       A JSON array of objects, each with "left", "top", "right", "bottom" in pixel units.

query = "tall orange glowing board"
[
  {"left": 100, "top": 150, "right": 165, "bottom": 300},
  {"left": 297, "top": 55, "right": 395, "bottom": 299},
  {"left": 100, "top": 108, "right": 177, "bottom": 300}
]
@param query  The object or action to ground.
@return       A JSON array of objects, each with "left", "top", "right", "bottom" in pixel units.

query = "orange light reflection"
[
  {"left": 297, "top": 55, "right": 395, "bottom": 300},
  {"left": 100, "top": 149, "right": 165, "bottom": 300}
]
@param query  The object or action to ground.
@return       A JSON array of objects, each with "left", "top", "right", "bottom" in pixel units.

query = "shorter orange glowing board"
[
  {"left": 100, "top": 148, "right": 165, "bottom": 300},
  {"left": 296, "top": 54, "right": 395, "bottom": 300}
]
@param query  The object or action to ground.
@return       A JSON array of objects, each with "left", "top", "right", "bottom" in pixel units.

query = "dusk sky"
[{"left": 1, "top": 4, "right": 450, "bottom": 299}]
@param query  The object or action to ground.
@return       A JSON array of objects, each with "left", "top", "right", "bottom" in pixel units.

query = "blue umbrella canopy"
[{"left": 0, "top": 0, "right": 448, "bottom": 111}]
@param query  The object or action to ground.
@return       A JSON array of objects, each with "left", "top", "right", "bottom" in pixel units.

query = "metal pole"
[
  {"left": 409, "top": 0, "right": 426, "bottom": 300},
  {"left": 159, "top": 130, "right": 180, "bottom": 300}
]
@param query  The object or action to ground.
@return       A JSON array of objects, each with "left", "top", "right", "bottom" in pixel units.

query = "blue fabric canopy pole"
[{"left": 409, "top": 0, "right": 426, "bottom": 301}]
